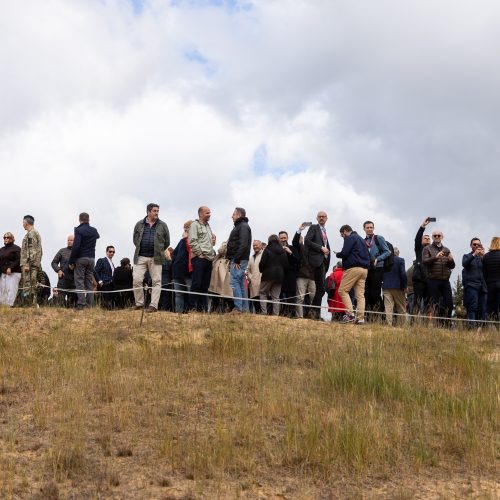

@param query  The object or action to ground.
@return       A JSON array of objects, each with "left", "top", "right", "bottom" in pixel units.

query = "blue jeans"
[
  {"left": 464, "top": 286, "right": 487, "bottom": 326},
  {"left": 230, "top": 260, "right": 248, "bottom": 312},
  {"left": 173, "top": 277, "right": 192, "bottom": 313}
]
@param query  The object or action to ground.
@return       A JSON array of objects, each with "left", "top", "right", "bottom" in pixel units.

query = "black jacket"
[
  {"left": 413, "top": 226, "right": 428, "bottom": 282},
  {"left": 292, "top": 231, "right": 314, "bottom": 280},
  {"left": 482, "top": 250, "right": 500, "bottom": 286},
  {"left": 0, "top": 243, "right": 21, "bottom": 274},
  {"left": 162, "top": 260, "right": 173, "bottom": 287},
  {"left": 226, "top": 217, "right": 251, "bottom": 264},
  {"left": 113, "top": 266, "right": 133, "bottom": 290},
  {"left": 259, "top": 241, "right": 289, "bottom": 284},
  {"left": 51, "top": 246, "right": 72, "bottom": 287},
  {"left": 304, "top": 224, "right": 330, "bottom": 271},
  {"left": 69, "top": 223, "right": 100, "bottom": 264},
  {"left": 172, "top": 238, "right": 191, "bottom": 279},
  {"left": 281, "top": 244, "right": 300, "bottom": 293}
]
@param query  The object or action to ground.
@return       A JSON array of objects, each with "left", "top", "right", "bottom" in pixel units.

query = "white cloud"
[{"left": 0, "top": 0, "right": 498, "bottom": 284}]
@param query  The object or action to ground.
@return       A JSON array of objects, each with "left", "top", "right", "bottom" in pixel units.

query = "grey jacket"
[
  {"left": 133, "top": 218, "right": 170, "bottom": 265},
  {"left": 188, "top": 220, "right": 215, "bottom": 260}
]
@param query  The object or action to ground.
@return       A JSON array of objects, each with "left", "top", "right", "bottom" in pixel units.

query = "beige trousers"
[
  {"left": 383, "top": 289, "right": 407, "bottom": 326},
  {"left": 338, "top": 267, "right": 368, "bottom": 321},
  {"left": 295, "top": 277, "right": 316, "bottom": 318},
  {"left": 133, "top": 256, "right": 162, "bottom": 309}
]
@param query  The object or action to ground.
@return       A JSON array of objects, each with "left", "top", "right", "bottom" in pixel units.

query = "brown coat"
[{"left": 422, "top": 243, "right": 455, "bottom": 280}]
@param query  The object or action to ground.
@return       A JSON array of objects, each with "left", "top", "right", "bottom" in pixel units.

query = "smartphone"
[
  {"left": 302, "top": 222, "right": 312, "bottom": 227},
  {"left": 427, "top": 217, "right": 437, "bottom": 222}
]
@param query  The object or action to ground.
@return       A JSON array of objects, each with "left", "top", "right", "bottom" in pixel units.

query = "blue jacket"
[
  {"left": 336, "top": 231, "right": 370, "bottom": 270},
  {"left": 382, "top": 255, "right": 407, "bottom": 290},
  {"left": 462, "top": 253, "right": 487, "bottom": 291},
  {"left": 94, "top": 257, "right": 114, "bottom": 285},
  {"left": 69, "top": 223, "right": 100, "bottom": 264},
  {"left": 365, "top": 234, "right": 391, "bottom": 269}
]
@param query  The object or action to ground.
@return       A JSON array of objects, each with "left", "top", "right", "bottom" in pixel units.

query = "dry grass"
[{"left": 0, "top": 306, "right": 498, "bottom": 498}]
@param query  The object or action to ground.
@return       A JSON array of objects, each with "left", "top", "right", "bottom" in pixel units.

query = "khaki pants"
[
  {"left": 295, "top": 277, "right": 316, "bottom": 318},
  {"left": 338, "top": 267, "right": 367, "bottom": 321},
  {"left": 133, "top": 256, "right": 162, "bottom": 309},
  {"left": 383, "top": 289, "right": 407, "bottom": 326}
]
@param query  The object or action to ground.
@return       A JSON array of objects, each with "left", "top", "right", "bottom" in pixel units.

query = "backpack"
[
  {"left": 325, "top": 275, "right": 336, "bottom": 299},
  {"left": 375, "top": 235, "right": 394, "bottom": 273}
]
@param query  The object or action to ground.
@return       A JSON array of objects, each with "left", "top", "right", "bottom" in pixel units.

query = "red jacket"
[{"left": 327, "top": 268, "right": 346, "bottom": 313}]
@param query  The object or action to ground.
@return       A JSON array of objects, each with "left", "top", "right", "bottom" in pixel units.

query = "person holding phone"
[
  {"left": 422, "top": 230, "right": 455, "bottom": 325},
  {"left": 304, "top": 211, "right": 331, "bottom": 320},
  {"left": 462, "top": 238, "right": 487, "bottom": 327},
  {"left": 412, "top": 217, "right": 433, "bottom": 316}
]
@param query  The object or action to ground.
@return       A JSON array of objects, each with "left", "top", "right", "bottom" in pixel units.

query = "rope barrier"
[{"left": 28, "top": 281, "right": 500, "bottom": 326}]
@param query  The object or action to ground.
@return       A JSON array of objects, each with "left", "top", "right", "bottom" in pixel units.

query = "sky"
[{"left": 1, "top": 0, "right": 499, "bottom": 285}]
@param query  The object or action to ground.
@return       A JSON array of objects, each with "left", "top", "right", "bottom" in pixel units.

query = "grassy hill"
[{"left": 0, "top": 308, "right": 498, "bottom": 498}]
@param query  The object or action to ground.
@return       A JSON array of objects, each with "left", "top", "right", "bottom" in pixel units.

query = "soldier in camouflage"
[{"left": 20, "top": 215, "right": 43, "bottom": 305}]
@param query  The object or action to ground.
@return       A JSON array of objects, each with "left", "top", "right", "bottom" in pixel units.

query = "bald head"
[
  {"left": 198, "top": 206, "right": 211, "bottom": 223},
  {"left": 316, "top": 211, "right": 328, "bottom": 226}
]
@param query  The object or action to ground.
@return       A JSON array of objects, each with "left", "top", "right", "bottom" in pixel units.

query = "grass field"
[{"left": 0, "top": 307, "right": 498, "bottom": 499}]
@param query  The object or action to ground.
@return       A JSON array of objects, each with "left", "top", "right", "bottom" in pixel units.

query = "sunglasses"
[
  {"left": 432, "top": 235, "right": 443, "bottom": 238},
  {"left": 108, "top": 250, "right": 115, "bottom": 254}
]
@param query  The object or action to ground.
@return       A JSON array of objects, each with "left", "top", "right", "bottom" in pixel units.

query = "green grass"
[{"left": 0, "top": 308, "right": 498, "bottom": 498}]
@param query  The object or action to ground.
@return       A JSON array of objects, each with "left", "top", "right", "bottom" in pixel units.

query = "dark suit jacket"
[
  {"left": 304, "top": 224, "right": 331, "bottom": 271},
  {"left": 94, "top": 257, "right": 114, "bottom": 285}
]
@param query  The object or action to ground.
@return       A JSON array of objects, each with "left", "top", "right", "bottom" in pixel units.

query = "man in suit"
[
  {"left": 94, "top": 245, "right": 116, "bottom": 309},
  {"left": 304, "top": 211, "right": 331, "bottom": 319}
]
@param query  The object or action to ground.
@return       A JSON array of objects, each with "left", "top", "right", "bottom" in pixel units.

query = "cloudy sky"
[{"left": 1, "top": 0, "right": 499, "bottom": 282}]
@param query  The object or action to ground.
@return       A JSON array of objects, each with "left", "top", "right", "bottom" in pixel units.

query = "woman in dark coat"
[
  {"left": 482, "top": 236, "right": 500, "bottom": 321},
  {"left": 171, "top": 221, "right": 193, "bottom": 313},
  {"left": 259, "top": 235, "right": 289, "bottom": 315},
  {"left": 113, "top": 258, "right": 134, "bottom": 308}
]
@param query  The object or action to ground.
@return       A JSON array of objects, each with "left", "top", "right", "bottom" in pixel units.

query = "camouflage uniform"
[{"left": 20, "top": 228, "right": 43, "bottom": 304}]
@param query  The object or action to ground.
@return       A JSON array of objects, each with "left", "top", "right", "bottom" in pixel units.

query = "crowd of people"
[{"left": 0, "top": 206, "right": 499, "bottom": 328}]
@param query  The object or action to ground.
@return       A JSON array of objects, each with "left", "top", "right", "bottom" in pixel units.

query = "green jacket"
[
  {"left": 133, "top": 218, "right": 170, "bottom": 265},
  {"left": 21, "top": 228, "right": 43, "bottom": 268}
]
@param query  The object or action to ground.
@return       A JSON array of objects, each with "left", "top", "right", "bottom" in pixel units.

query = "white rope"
[{"left": 25, "top": 282, "right": 500, "bottom": 326}]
